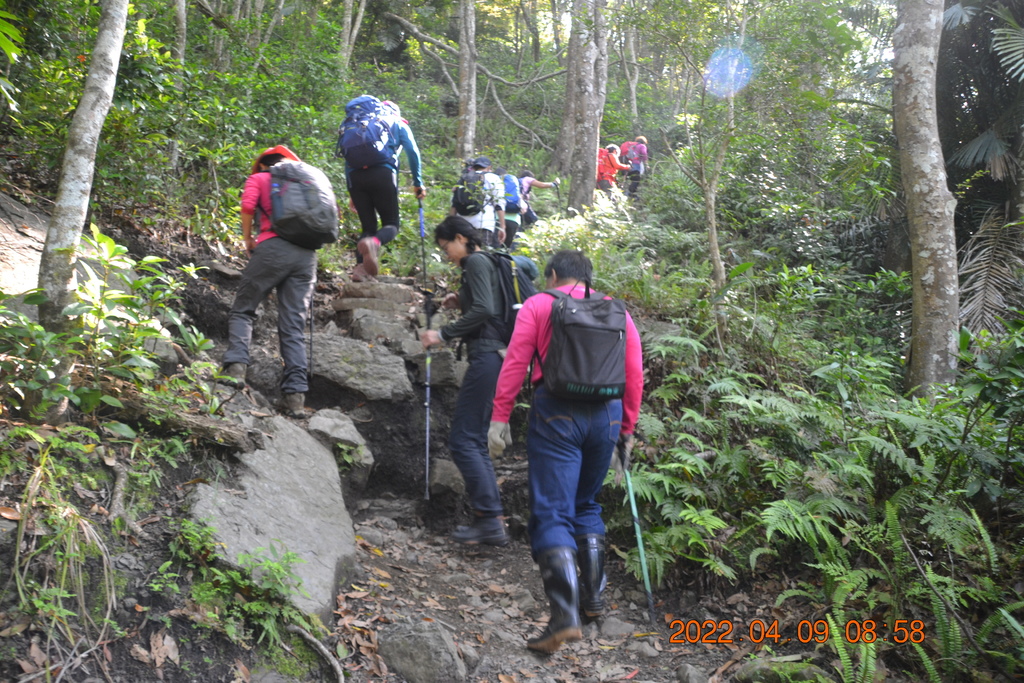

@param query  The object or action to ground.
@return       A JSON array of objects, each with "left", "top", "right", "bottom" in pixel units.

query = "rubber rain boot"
[
  {"left": 527, "top": 547, "right": 582, "bottom": 653},
  {"left": 576, "top": 534, "right": 607, "bottom": 619}
]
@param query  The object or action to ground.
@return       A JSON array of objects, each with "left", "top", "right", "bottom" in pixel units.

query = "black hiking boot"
[
  {"left": 527, "top": 547, "right": 582, "bottom": 653},
  {"left": 219, "top": 363, "right": 247, "bottom": 388},
  {"left": 281, "top": 392, "right": 306, "bottom": 418},
  {"left": 451, "top": 516, "right": 510, "bottom": 546},
  {"left": 576, "top": 534, "right": 607, "bottom": 619}
]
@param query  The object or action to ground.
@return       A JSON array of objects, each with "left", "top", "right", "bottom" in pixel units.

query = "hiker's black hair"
[
  {"left": 494, "top": 166, "right": 507, "bottom": 176},
  {"left": 545, "top": 250, "right": 593, "bottom": 286},
  {"left": 434, "top": 215, "right": 484, "bottom": 254},
  {"left": 521, "top": 170, "right": 535, "bottom": 179},
  {"left": 259, "top": 153, "right": 285, "bottom": 167}
]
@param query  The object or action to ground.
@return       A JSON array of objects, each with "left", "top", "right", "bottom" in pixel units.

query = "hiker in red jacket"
[
  {"left": 220, "top": 145, "right": 318, "bottom": 418},
  {"left": 596, "top": 144, "right": 629, "bottom": 196}
]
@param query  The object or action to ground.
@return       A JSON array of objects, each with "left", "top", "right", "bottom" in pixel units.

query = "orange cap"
[{"left": 252, "top": 144, "right": 300, "bottom": 173}]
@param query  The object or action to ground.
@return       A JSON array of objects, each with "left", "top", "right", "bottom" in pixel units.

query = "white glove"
[{"left": 488, "top": 421, "right": 512, "bottom": 459}]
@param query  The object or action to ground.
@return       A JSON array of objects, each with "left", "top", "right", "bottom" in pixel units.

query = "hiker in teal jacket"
[{"left": 342, "top": 96, "right": 426, "bottom": 281}]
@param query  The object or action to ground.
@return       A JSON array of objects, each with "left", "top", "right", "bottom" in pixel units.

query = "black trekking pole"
[
  {"left": 307, "top": 295, "right": 314, "bottom": 376},
  {"left": 620, "top": 439, "right": 656, "bottom": 625},
  {"left": 555, "top": 182, "right": 563, "bottom": 214},
  {"left": 419, "top": 199, "right": 432, "bottom": 500}
]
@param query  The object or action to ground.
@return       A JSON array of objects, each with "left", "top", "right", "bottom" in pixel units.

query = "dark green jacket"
[{"left": 439, "top": 251, "right": 504, "bottom": 354}]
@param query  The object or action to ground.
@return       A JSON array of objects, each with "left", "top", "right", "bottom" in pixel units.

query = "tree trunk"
[
  {"left": 554, "top": 0, "right": 585, "bottom": 175},
  {"left": 169, "top": 0, "right": 186, "bottom": 173},
  {"left": 37, "top": 0, "right": 129, "bottom": 333},
  {"left": 456, "top": 0, "right": 477, "bottom": 160},
  {"left": 339, "top": 0, "right": 369, "bottom": 72},
  {"left": 1012, "top": 130, "right": 1024, "bottom": 222},
  {"left": 550, "top": 0, "right": 563, "bottom": 64},
  {"left": 566, "top": 0, "right": 608, "bottom": 211},
  {"left": 894, "top": 0, "right": 958, "bottom": 396}
]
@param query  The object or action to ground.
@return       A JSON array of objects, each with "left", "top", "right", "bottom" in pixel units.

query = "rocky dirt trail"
[{"left": 0, "top": 191, "right": 839, "bottom": 683}]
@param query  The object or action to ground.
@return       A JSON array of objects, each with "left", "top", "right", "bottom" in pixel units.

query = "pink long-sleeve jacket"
[
  {"left": 491, "top": 283, "right": 644, "bottom": 434},
  {"left": 240, "top": 172, "right": 279, "bottom": 245}
]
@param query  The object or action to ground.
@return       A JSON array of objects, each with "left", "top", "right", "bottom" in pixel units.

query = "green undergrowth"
[{"left": 0, "top": 227, "right": 321, "bottom": 676}]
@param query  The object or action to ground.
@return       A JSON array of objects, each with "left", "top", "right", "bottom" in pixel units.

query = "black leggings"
[{"left": 348, "top": 165, "right": 400, "bottom": 242}]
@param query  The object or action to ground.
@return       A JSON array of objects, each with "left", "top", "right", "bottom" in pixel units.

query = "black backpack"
[
  {"left": 474, "top": 252, "right": 538, "bottom": 345},
  {"left": 452, "top": 169, "right": 487, "bottom": 216},
  {"left": 266, "top": 160, "right": 339, "bottom": 250},
  {"left": 540, "top": 288, "right": 627, "bottom": 401}
]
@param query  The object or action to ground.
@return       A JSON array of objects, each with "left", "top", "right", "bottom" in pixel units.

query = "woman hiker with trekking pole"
[{"left": 419, "top": 216, "right": 511, "bottom": 547}]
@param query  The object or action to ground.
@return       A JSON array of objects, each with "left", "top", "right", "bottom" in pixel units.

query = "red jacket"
[{"left": 597, "top": 148, "right": 629, "bottom": 183}]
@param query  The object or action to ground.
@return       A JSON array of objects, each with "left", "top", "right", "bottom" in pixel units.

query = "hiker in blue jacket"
[{"left": 340, "top": 96, "right": 427, "bottom": 282}]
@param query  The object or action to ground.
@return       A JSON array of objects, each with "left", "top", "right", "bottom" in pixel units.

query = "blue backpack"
[
  {"left": 503, "top": 174, "right": 522, "bottom": 214},
  {"left": 336, "top": 95, "right": 391, "bottom": 169}
]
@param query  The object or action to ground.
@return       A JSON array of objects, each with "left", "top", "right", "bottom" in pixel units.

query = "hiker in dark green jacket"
[{"left": 420, "top": 215, "right": 510, "bottom": 547}]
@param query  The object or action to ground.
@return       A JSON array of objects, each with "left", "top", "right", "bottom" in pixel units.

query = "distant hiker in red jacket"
[{"left": 596, "top": 144, "right": 629, "bottom": 196}]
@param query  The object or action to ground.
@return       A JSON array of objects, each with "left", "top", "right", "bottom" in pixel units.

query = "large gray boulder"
[
  {"left": 311, "top": 333, "right": 414, "bottom": 401},
  {"left": 189, "top": 415, "right": 357, "bottom": 620}
]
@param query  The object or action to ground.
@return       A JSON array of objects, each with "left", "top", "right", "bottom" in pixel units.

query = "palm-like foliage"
[
  {"left": 991, "top": 6, "right": 1024, "bottom": 82},
  {"left": 959, "top": 212, "right": 1024, "bottom": 335}
]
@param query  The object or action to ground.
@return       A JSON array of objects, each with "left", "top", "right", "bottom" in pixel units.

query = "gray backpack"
[{"left": 267, "top": 160, "right": 339, "bottom": 250}]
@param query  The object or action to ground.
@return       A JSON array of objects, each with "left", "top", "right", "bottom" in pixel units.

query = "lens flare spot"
[{"left": 704, "top": 46, "right": 754, "bottom": 97}]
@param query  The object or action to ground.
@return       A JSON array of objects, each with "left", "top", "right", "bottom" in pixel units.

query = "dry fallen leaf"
[
  {"left": 0, "top": 616, "right": 31, "bottom": 637},
  {"left": 234, "top": 658, "right": 251, "bottom": 682},
  {"left": 130, "top": 643, "right": 152, "bottom": 665},
  {"left": 0, "top": 506, "right": 20, "bottom": 520},
  {"left": 726, "top": 592, "right": 748, "bottom": 605},
  {"left": 29, "top": 641, "right": 47, "bottom": 667}
]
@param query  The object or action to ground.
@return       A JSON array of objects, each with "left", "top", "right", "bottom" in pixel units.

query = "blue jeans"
[
  {"left": 449, "top": 349, "right": 504, "bottom": 518},
  {"left": 223, "top": 237, "right": 316, "bottom": 394},
  {"left": 526, "top": 384, "right": 623, "bottom": 556}
]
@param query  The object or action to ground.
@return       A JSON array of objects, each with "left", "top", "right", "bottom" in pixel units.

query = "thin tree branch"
[
  {"left": 192, "top": 0, "right": 277, "bottom": 77},
  {"left": 421, "top": 44, "right": 459, "bottom": 97},
  {"left": 285, "top": 624, "right": 345, "bottom": 682},
  {"left": 107, "top": 460, "right": 148, "bottom": 540},
  {"left": 383, "top": 12, "right": 565, "bottom": 87},
  {"left": 486, "top": 79, "right": 553, "bottom": 152}
]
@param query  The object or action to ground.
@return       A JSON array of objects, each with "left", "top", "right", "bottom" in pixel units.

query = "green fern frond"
[
  {"left": 827, "top": 613, "right": 855, "bottom": 680},
  {"left": 977, "top": 601, "right": 1024, "bottom": 641},
  {"left": 749, "top": 546, "right": 777, "bottom": 572},
  {"left": 969, "top": 507, "right": 998, "bottom": 572},
  {"left": 855, "top": 639, "right": 877, "bottom": 683},
  {"left": 849, "top": 433, "right": 922, "bottom": 477},
  {"left": 707, "top": 377, "right": 749, "bottom": 395},
  {"left": 775, "top": 587, "right": 821, "bottom": 607},
  {"left": 650, "top": 334, "right": 707, "bottom": 359},
  {"left": 911, "top": 641, "right": 943, "bottom": 683},
  {"left": 921, "top": 502, "right": 976, "bottom": 556}
]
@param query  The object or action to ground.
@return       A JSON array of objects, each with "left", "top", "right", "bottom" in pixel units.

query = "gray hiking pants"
[{"left": 223, "top": 236, "right": 317, "bottom": 395}]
